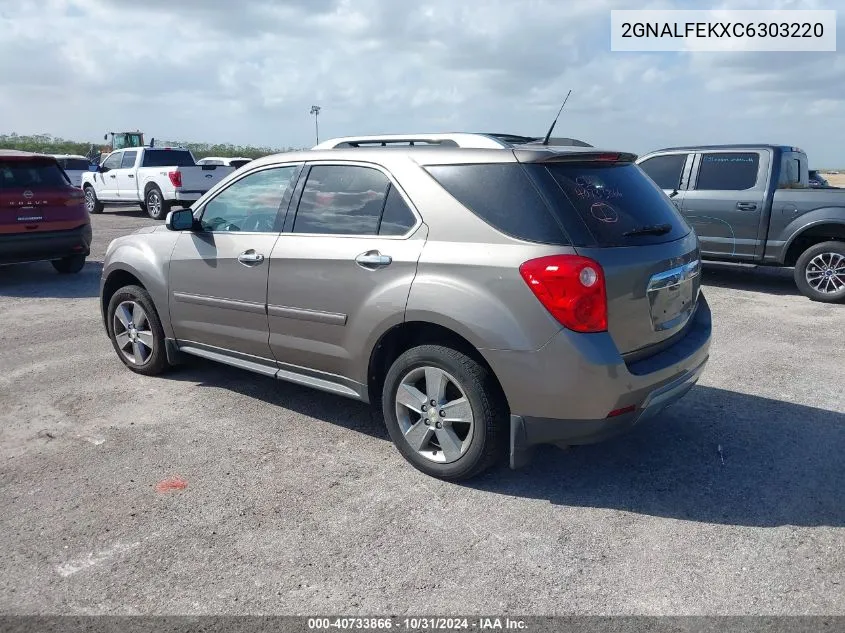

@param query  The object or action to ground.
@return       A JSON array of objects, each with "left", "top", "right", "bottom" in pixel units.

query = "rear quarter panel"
[{"left": 765, "top": 189, "right": 845, "bottom": 263}]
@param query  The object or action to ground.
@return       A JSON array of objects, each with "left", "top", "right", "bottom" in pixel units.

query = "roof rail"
[
  {"left": 312, "top": 133, "right": 593, "bottom": 150},
  {"left": 312, "top": 133, "right": 512, "bottom": 150}
]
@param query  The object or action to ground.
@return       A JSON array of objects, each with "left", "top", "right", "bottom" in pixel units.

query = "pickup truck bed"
[{"left": 637, "top": 144, "right": 845, "bottom": 302}]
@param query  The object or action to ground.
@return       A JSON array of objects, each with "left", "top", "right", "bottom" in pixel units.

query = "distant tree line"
[{"left": 0, "top": 133, "right": 304, "bottom": 159}]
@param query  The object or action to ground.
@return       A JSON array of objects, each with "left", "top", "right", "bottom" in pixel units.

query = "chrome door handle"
[
  {"left": 736, "top": 202, "right": 757, "bottom": 211},
  {"left": 355, "top": 250, "right": 392, "bottom": 269},
  {"left": 237, "top": 249, "right": 265, "bottom": 265}
]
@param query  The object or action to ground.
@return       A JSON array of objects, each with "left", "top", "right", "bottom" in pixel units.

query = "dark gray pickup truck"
[{"left": 637, "top": 144, "right": 845, "bottom": 302}]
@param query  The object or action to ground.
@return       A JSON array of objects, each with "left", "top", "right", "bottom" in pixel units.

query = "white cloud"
[{"left": 0, "top": 0, "right": 843, "bottom": 165}]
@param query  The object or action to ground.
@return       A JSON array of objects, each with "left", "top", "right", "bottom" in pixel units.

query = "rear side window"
[
  {"left": 378, "top": 185, "right": 417, "bottom": 236},
  {"left": 423, "top": 164, "right": 568, "bottom": 244},
  {"left": 142, "top": 150, "right": 195, "bottom": 167},
  {"left": 536, "top": 163, "right": 691, "bottom": 247},
  {"left": 121, "top": 151, "right": 137, "bottom": 169},
  {"left": 293, "top": 165, "right": 392, "bottom": 236},
  {"left": 0, "top": 160, "right": 69, "bottom": 189},
  {"left": 695, "top": 152, "right": 759, "bottom": 191},
  {"left": 638, "top": 154, "right": 686, "bottom": 190}
]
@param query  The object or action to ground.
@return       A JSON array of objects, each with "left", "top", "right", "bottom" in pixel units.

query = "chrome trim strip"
[
  {"left": 172, "top": 291, "right": 266, "bottom": 315},
  {"left": 647, "top": 259, "right": 701, "bottom": 292},
  {"left": 267, "top": 304, "right": 347, "bottom": 326}
]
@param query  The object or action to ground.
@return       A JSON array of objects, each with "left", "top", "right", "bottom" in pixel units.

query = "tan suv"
[{"left": 100, "top": 134, "right": 711, "bottom": 480}]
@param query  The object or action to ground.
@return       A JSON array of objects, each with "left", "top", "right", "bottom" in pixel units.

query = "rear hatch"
[
  {"left": 518, "top": 151, "right": 701, "bottom": 356},
  {"left": 0, "top": 155, "right": 87, "bottom": 235}
]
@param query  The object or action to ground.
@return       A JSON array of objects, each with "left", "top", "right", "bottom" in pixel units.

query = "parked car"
[
  {"left": 0, "top": 150, "right": 91, "bottom": 273},
  {"left": 637, "top": 145, "right": 845, "bottom": 302},
  {"left": 52, "top": 154, "right": 91, "bottom": 188},
  {"left": 809, "top": 170, "right": 830, "bottom": 188},
  {"left": 81, "top": 146, "right": 236, "bottom": 220},
  {"left": 197, "top": 156, "right": 253, "bottom": 169},
  {"left": 100, "top": 133, "right": 711, "bottom": 480}
]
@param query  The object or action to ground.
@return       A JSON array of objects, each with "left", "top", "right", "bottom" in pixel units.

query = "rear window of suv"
[
  {"left": 0, "top": 159, "right": 70, "bottom": 189},
  {"left": 142, "top": 150, "right": 195, "bottom": 167},
  {"left": 535, "top": 163, "right": 691, "bottom": 246},
  {"left": 58, "top": 158, "right": 90, "bottom": 171},
  {"left": 425, "top": 162, "right": 690, "bottom": 247}
]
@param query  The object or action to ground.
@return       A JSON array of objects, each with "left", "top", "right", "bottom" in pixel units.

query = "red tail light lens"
[
  {"left": 168, "top": 171, "right": 182, "bottom": 187},
  {"left": 519, "top": 255, "right": 608, "bottom": 333}
]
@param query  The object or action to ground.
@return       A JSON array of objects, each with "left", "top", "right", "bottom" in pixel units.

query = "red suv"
[{"left": 0, "top": 150, "right": 92, "bottom": 273}]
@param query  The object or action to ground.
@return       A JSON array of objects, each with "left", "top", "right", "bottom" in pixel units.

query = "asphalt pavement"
[{"left": 0, "top": 208, "right": 843, "bottom": 615}]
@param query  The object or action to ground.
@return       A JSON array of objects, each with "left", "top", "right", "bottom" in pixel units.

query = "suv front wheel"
[
  {"left": 107, "top": 284, "right": 170, "bottom": 375},
  {"left": 381, "top": 345, "right": 507, "bottom": 481}
]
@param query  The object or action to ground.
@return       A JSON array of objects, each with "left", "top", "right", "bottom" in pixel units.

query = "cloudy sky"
[{"left": 1, "top": 0, "right": 843, "bottom": 164}]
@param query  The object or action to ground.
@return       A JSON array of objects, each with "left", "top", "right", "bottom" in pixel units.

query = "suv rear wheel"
[
  {"left": 106, "top": 284, "right": 170, "bottom": 375},
  {"left": 794, "top": 241, "right": 845, "bottom": 303},
  {"left": 381, "top": 344, "right": 507, "bottom": 481},
  {"left": 51, "top": 254, "right": 86, "bottom": 274}
]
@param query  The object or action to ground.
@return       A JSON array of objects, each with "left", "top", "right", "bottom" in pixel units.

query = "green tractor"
[{"left": 92, "top": 131, "right": 145, "bottom": 163}]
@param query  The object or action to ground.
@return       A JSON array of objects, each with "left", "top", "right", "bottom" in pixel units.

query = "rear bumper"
[
  {"left": 173, "top": 190, "right": 204, "bottom": 202},
  {"left": 483, "top": 295, "right": 712, "bottom": 468},
  {"left": 0, "top": 224, "right": 92, "bottom": 265}
]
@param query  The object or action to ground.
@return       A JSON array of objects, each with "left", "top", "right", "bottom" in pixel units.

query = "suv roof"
[
  {"left": 0, "top": 149, "right": 55, "bottom": 160},
  {"left": 313, "top": 132, "right": 593, "bottom": 150},
  {"left": 648, "top": 144, "right": 804, "bottom": 153}
]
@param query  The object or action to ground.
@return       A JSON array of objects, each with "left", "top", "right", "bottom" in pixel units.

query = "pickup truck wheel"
[
  {"left": 107, "top": 284, "right": 170, "bottom": 375},
  {"left": 794, "top": 241, "right": 845, "bottom": 303},
  {"left": 145, "top": 186, "right": 171, "bottom": 221},
  {"left": 381, "top": 344, "right": 507, "bottom": 481},
  {"left": 84, "top": 186, "right": 104, "bottom": 214}
]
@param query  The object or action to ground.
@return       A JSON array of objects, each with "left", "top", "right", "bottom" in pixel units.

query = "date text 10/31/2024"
[{"left": 307, "top": 617, "right": 528, "bottom": 630}]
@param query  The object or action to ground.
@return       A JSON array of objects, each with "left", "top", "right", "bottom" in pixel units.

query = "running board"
[{"left": 701, "top": 260, "right": 760, "bottom": 270}]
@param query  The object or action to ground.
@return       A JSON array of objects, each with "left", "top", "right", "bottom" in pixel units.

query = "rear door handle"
[
  {"left": 355, "top": 250, "right": 392, "bottom": 269},
  {"left": 736, "top": 202, "right": 757, "bottom": 211},
  {"left": 237, "top": 249, "right": 265, "bottom": 265},
  {"left": 128, "top": 174, "right": 134, "bottom": 178},
  {"left": 109, "top": 174, "right": 116, "bottom": 179}
]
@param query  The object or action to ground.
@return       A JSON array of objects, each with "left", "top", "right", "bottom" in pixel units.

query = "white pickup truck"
[{"left": 81, "top": 146, "right": 236, "bottom": 220}]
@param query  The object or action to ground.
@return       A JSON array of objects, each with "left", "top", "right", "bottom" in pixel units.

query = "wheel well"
[
  {"left": 101, "top": 269, "right": 144, "bottom": 330},
  {"left": 367, "top": 321, "right": 508, "bottom": 410},
  {"left": 144, "top": 182, "right": 160, "bottom": 196},
  {"left": 784, "top": 224, "right": 845, "bottom": 266}
]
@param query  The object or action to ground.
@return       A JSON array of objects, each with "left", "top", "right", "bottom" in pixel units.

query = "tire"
[
  {"left": 794, "top": 240, "right": 845, "bottom": 303},
  {"left": 106, "top": 284, "right": 170, "bottom": 376},
  {"left": 381, "top": 344, "right": 507, "bottom": 481},
  {"left": 51, "top": 254, "right": 86, "bottom": 274},
  {"left": 83, "top": 185, "right": 104, "bottom": 214},
  {"left": 145, "top": 186, "right": 171, "bottom": 221}
]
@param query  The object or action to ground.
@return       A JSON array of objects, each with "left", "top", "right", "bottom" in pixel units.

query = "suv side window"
[
  {"left": 377, "top": 185, "right": 417, "bottom": 235},
  {"left": 638, "top": 154, "right": 686, "bottom": 190},
  {"left": 102, "top": 152, "right": 123, "bottom": 170},
  {"left": 695, "top": 152, "right": 760, "bottom": 191},
  {"left": 293, "top": 165, "right": 392, "bottom": 235},
  {"left": 120, "top": 151, "right": 138, "bottom": 169},
  {"left": 200, "top": 166, "right": 299, "bottom": 233}
]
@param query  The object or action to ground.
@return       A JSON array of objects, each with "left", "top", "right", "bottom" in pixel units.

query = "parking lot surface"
[{"left": 1, "top": 210, "right": 843, "bottom": 615}]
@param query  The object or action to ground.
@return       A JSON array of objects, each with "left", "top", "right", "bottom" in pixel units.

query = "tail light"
[
  {"left": 519, "top": 254, "right": 608, "bottom": 333},
  {"left": 168, "top": 171, "right": 182, "bottom": 187},
  {"left": 64, "top": 188, "right": 85, "bottom": 206}
]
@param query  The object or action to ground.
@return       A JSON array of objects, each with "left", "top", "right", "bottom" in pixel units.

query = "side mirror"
[
  {"left": 166, "top": 208, "right": 197, "bottom": 231},
  {"left": 88, "top": 163, "right": 100, "bottom": 172}
]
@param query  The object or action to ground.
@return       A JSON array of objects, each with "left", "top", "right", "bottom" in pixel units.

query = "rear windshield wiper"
[{"left": 623, "top": 223, "right": 673, "bottom": 237}]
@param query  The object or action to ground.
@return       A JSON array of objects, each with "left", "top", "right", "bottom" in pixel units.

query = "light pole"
[{"left": 309, "top": 105, "right": 321, "bottom": 145}]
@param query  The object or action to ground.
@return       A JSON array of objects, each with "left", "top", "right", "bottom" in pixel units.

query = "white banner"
[{"left": 611, "top": 9, "right": 836, "bottom": 52}]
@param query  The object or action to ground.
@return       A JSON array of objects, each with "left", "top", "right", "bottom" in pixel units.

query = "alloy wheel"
[
  {"left": 805, "top": 252, "right": 845, "bottom": 295},
  {"left": 394, "top": 366, "right": 474, "bottom": 464},
  {"left": 112, "top": 300, "right": 155, "bottom": 365}
]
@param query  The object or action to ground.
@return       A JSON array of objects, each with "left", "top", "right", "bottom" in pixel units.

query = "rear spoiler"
[{"left": 514, "top": 149, "right": 638, "bottom": 164}]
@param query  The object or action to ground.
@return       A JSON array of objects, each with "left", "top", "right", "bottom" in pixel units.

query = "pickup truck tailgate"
[{"left": 178, "top": 165, "right": 235, "bottom": 193}]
